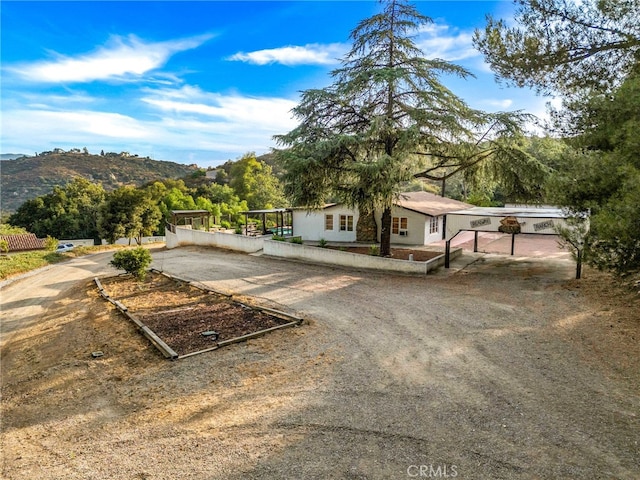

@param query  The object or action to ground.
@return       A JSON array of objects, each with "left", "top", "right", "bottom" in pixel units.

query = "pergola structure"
[
  {"left": 444, "top": 206, "right": 588, "bottom": 278},
  {"left": 241, "top": 208, "right": 293, "bottom": 236},
  {"left": 170, "top": 210, "right": 211, "bottom": 231}
]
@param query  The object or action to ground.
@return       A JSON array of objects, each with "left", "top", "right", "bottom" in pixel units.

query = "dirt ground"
[
  {"left": 1, "top": 245, "right": 639, "bottom": 479},
  {"left": 99, "top": 273, "right": 293, "bottom": 356}
]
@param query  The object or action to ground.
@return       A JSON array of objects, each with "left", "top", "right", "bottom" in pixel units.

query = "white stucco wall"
[
  {"left": 166, "top": 226, "right": 264, "bottom": 252},
  {"left": 294, "top": 205, "right": 447, "bottom": 246},
  {"left": 445, "top": 208, "right": 576, "bottom": 241},
  {"left": 391, "top": 206, "right": 426, "bottom": 245},
  {"left": 374, "top": 206, "right": 439, "bottom": 245},
  {"left": 263, "top": 239, "right": 458, "bottom": 274},
  {"left": 292, "top": 206, "right": 360, "bottom": 242}
]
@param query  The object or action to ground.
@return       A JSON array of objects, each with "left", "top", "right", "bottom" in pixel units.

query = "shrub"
[
  {"left": 0, "top": 224, "right": 27, "bottom": 235},
  {"left": 44, "top": 236, "right": 58, "bottom": 251},
  {"left": 369, "top": 244, "right": 380, "bottom": 256},
  {"left": 235, "top": 226, "right": 243, "bottom": 234},
  {"left": 272, "top": 235, "right": 285, "bottom": 241},
  {"left": 110, "top": 247, "right": 152, "bottom": 280},
  {"left": 290, "top": 237, "right": 303, "bottom": 244},
  {"left": 220, "top": 220, "right": 231, "bottom": 229},
  {"left": 318, "top": 238, "right": 328, "bottom": 248},
  {"left": 0, "top": 239, "right": 8, "bottom": 254}
]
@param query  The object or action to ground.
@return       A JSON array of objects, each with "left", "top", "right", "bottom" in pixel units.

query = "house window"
[
  {"left": 339, "top": 215, "right": 354, "bottom": 231},
  {"left": 325, "top": 214, "right": 334, "bottom": 230},
  {"left": 392, "top": 217, "right": 408, "bottom": 235},
  {"left": 430, "top": 216, "right": 439, "bottom": 234}
]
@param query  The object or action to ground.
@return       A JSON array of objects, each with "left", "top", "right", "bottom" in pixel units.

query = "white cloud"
[
  {"left": 417, "top": 23, "right": 479, "bottom": 62},
  {"left": 7, "top": 33, "right": 213, "bottom": 83},
  {"left": 2, "top": 109, "right": 150, "bottom": 140},
  {"left": 228, "top": 43, "right": 346, "bottom": 66},
  {"left": 481, "top": 98, "right": 514, "bottom": 109},
  {"left": 1, "top": 85, "right": 300, "bottom": 164},
  {"left": 228, "top": 25, "right": 479, "bottom": 67},
  {"left": 141, "top": 85, "right": 298, "bottom": 132}
]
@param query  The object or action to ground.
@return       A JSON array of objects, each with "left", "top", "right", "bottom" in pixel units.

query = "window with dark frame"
[
  {"left": 392, "top": 216, "right": 408, "bottom": 234},
  {"left": 325, "top": 214, "right": 334, "bottom": 230},
  {"left": 339, "top": 214, "right": 354, "bottom": 231}
]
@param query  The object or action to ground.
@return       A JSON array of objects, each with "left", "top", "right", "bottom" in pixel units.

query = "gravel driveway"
[{"left": 1, "top": 246, "right": 638, "bottom": 479}]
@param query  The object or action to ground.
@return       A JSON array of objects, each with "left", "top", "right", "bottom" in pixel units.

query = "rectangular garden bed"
[{"left": 96, "top": 271, "right": 302, "bottom": 359}]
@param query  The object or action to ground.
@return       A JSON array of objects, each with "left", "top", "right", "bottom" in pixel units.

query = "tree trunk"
[
  {"left": 356, "top": 209, "right": 377, "bottom": 242},
  {"left": 380, "top": 207, "right": 392, "bottom": 257}
]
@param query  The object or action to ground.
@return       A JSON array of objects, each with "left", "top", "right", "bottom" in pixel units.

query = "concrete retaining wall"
[
  {"left": 263, "top": 239, "right": 460, "bottom": 274},
  {"left": 166, "top": 226, "right": 265, "bottom": 253}
]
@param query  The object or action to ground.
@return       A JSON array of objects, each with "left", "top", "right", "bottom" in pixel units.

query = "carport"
[{"left": 444, "top": 207, "right": 587, "bottom": 278}]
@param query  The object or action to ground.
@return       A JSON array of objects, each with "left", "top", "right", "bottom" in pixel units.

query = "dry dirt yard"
[{"left": 1, "top": 246, "right": 638, "bottom": 479}]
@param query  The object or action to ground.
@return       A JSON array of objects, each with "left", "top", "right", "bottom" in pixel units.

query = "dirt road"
[{"left": 1, "top": 247, "right": 638, "bottom": 479}]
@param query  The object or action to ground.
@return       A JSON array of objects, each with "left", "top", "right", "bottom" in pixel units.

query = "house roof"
[
  {"left": 396, "top": 191, "right": 473, "bottom": 217},
  {"left": 291, "top": 193, "right": 471, "bottom": 216},
  {"left": 0, "top": 234, "right": 46, "bottom": 252}
]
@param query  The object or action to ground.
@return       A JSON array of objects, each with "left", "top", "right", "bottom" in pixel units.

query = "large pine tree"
[{"left": 275, "top": 0, "right": 530, "bottom": 256}]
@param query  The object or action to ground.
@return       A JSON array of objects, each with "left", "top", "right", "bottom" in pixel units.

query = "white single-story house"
[{"left": 292, "top": 191, "right": 472, "bottom": 245}]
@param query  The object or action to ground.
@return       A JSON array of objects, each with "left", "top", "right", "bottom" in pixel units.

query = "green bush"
[
  {"left": 369, "top": 244, "right": 380, "bottom": 256},
  {"left": 272, "top": 235, "right": 285, "bottom": 241},
  {"left": 290, "top": 237, "right": 303, "bottom": 244},
  {"left": 0, "top": 224, "right": 27, "bottom": 235},
  {"left": 318, "top": 238, "right": 328, "bottom": 248},
  {"left": 220, "top": 220, "right": 231, "bottom": 229},
  {"left": 110, "top": 247, "right": 152, "bottom": 280},
  {"left": 44, "top": 236, "right": 58, "bottom": 251}
]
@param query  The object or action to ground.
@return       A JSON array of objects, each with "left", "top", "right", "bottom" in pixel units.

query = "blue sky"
[{"left": 1, "top": 0, "right": 550, "bottom": 168}]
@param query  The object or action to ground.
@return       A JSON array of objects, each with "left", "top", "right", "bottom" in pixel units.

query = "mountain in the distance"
[
  {"left": 1, "top": 153, "right": 28, "bottom": 160},
  {"left": 1, "top": 151, "right": 198, "bottom": 213}
]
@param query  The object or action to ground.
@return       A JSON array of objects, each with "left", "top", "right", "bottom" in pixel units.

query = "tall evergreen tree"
[
  {"left": 548, "top": 68, "right": 640, "bottom": 274},
  {"left": 474, "top": 0, "right": 640, "bottom": 95},
  {"left": 275, "top": 0, "right": 529, "bottom": 255}
]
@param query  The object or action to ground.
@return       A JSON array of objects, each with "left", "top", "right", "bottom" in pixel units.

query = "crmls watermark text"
[{"left": 407, "top": 464, "right": 458, "bottom": 478}]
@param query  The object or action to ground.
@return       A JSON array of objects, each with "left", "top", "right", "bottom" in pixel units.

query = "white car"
[{"left": 56, "top": 243, "right": 75, "bottom": 252}]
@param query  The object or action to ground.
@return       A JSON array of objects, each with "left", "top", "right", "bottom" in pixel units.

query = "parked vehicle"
[{"left": 56, "top": 243, "right": 74, "bottom": 252}]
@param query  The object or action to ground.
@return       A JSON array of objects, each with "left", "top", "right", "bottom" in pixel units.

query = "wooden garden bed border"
[{"left": 94, "top": 271, "right": 303, "bottom": 360}]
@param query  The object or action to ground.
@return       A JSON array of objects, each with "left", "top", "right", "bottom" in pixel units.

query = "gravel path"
[{"left": 1, "top": 246, "right": 638, "bottom": 479}]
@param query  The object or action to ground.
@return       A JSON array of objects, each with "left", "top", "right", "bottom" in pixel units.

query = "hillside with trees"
[
  {"left": 6, "top": 152, "right": 285, "bottom": 244},
  {"left": 1, "top": 149, "right": 198, "bottom": 213}
]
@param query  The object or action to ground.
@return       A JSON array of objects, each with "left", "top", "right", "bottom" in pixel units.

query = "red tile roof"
[{"left": 0, "top": 234, "right": 46, "bottom": 252}]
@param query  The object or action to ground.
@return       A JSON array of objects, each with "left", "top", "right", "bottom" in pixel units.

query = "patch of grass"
[
  {"left": 0, "top": 245, "right": 128, "bottom": 280},
  {"left": 0, "top": 251, "right": 67, "bottom": 279}
]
